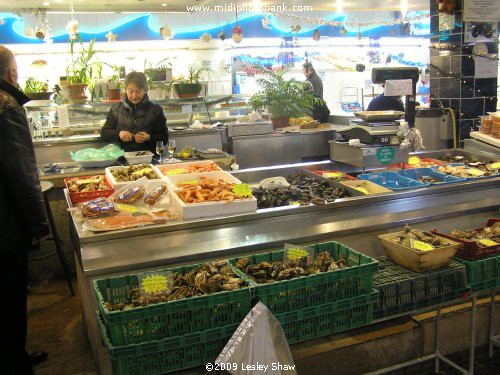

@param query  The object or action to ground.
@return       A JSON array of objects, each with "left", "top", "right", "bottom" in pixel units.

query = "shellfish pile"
[
  {"left": 235, "top": 251, "right": 350, "bottom": 284},
  {"left": 104, "top": 260, "right": 244, "bottom": 311},
  {"left": 252, "top": 173, "right": 349, "bottom": 208},
  {"left": 451, "top": 222, "right": 500, "bottom": 247}
]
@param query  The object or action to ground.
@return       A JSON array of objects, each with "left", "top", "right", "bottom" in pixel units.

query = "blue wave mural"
[{"left": 0, "top": 12, "right": 429, "bottom": 44}]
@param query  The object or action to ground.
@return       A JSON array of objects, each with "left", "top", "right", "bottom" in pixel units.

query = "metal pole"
[
  {"left": 435, "top": 305, "right": 441, "bottom": 374},
  {"left": 469, "top": 295, "right": 477, "bottom": 375},
  {"left": 489, "top": 289, "right": 496, "bottom": 358}
]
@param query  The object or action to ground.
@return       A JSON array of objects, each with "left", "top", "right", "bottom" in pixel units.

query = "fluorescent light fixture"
[
  {"left": 401, "top": 0, "right": 408, "bottom": 18},
  {"left": 42, "top": 1, "right": 50, "bottom": 5},
  {"left": 336, "top": 0, "right": 343, "bottom": 13}
]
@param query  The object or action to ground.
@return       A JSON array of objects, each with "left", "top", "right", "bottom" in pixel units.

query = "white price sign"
[{"left": 464, "top": 0, "right": 500, "bottom": 22}]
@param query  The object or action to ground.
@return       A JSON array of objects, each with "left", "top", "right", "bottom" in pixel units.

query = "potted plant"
[
  {"left": 169, "top": 62, "right": 215, "bottom": 98},
  {"left": 249, "top": 69, "right": 316, "bottom": 129},
  {"left": 24, "top": 78, "right": 52, "bottom": 100},
  {"left": 144, "top": 58, "right": 172, "bottom": 99},
  {"left": 63, "top": 35, "right": 102, "bottom": 102}
]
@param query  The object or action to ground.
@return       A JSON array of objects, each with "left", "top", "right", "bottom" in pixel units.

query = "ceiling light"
[
  {"left": 161, "top": 3, "right": 167, "bottom": 6},
  {"left": 336, "top": 0, "right": 343, "bottom": 13},
  {"left": 401, "top": 0, "right": 408, "bottom": 18},
  {"left": 54, "top": 0, "right": 63, "bottom": 3},
  {"left": 43, "top": 2, "right": 50, "bottom": 5}
]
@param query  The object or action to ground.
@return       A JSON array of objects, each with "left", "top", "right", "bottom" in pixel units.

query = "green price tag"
[
  {"left": 376, "top": 146, "right": 395, "bottom": 165},
  {"left": 232, "top": 183, "right": 253, "bottom": 198},
  {"left": 284, "top": 243, "right": 315, "bottom": 261},
  {"left": 138, "top": 271, "right": 172, "bottom": 296}
]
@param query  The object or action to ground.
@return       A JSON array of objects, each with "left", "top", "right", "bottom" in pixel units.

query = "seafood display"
[
  {"left": 441, "top": 156, "right": 500, "bottom": 174},
  {"left": 235, "top": 252, "right": 350, "bottom": 284},
  {"left": 66, "top": 175, "right": 109, "bottom": 193},
  {"left": 450, "top": 222, "right": 500, "bottom": 247},
  {"left": 110, "top": 164, "right": 159, "bottom": 181},
  {"left": 144, "top": 185, "right": 167, "bottom": 206},
  {"left": 175, "top": 177, "right": 251, "bottom": 204},
  {"left": 417, "top": 176, "right": 442, "bottom": 184},
  {"left": 436, "top": 165, "right": 488, "bottom": 178},
  {"left": 104, "top": 260, "right": 245, "bottom": 310},
  {"left": 406, "top": 156, "right": 443, "bottom": 168},
  {"left": 253, "top": 172, "right": 348, "bottom": 208},
  {"left": 80, "top": 197, "right": 116, "bottom": 218},
  {"left": 84, "top": 211, "right": 171, "bottom": 232},
  {"left": 391, "top": 225, "right": 449, "bottom": 251},
  {"left": 113, "top": 186, "right": 145, "bottom": 204},
  {"left": 160, "top": 161, "right": 221, "bottom": 175}
]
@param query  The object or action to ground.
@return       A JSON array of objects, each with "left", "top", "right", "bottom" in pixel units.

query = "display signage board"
[{"left": 464, "top": 0, "right": 500, "bottom": 22}]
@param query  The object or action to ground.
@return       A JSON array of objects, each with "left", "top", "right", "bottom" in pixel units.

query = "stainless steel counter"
[
  {"left": 69, "top": 151, "right": 499, "bottom": 375},
  {"left": 229, "top": 126, "right": 344, "bottom": 168}
]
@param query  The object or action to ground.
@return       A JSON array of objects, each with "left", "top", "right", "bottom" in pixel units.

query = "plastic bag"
[
  {"left": 70, "top": 144, "right": 124, "bottom": 161},
  {"left": 215, "top": 302, "right": 297, "bottom": 375}
]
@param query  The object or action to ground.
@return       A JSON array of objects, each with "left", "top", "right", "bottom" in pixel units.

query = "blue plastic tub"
[
  {"left": 397, "top": 168, "right": 466, "bottom": 185},
  {"left": 358, "top": 171, "right": 429, "bottom": 191}
]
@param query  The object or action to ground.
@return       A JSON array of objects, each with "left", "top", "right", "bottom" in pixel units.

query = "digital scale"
[
  {"left": 338, "top": 119, "right": 402, "bottom": 146},
  {"left": 330, "top": 67, "right": 420, "bottom": 168}
]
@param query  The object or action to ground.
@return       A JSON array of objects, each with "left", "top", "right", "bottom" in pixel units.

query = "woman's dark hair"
[{"left": 124, "top": 71, "right": 148, "bottom": 92}]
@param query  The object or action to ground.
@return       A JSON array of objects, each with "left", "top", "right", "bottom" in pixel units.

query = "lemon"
[
  {"left": 410, "top": 239, "right": 435, "bottom": 251},
  {"left": 181, "top": 152, "right": 190, "bottom": 159},
  {"left": 354, "top": 187, "right": 370, "bottom": 194},
  {"left": 479, "top": 239, "right": 497, "bottom": 247}
]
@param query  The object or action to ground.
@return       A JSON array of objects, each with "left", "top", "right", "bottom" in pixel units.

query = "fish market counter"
[{"left": 67, "top": 154, "right": 500, "bottom": 374}]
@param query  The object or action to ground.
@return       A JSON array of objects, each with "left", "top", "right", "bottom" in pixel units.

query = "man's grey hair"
[
  {"left": 0, "top": 45, "right": 15, "bottom": 78},
  {"left": 124, "top": 71, "right": 148, "bottom": 92}
]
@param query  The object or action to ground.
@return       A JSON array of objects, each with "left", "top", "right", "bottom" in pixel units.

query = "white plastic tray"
[
  {"left": 165, "top": 171, "right": 257, "bottom": 219},
  {"left": 124, "top": 151, "right": 154, "bottom": 165},
  {"left": 105, "top": 164, "right": 162, "bottom": 188}
]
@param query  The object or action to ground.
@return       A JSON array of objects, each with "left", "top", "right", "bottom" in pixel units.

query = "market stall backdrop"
[{"left": 0, "top": 9, "right": 430, "bottom": 110}]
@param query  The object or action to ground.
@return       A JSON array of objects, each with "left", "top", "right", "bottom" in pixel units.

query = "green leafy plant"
[
  {"left": 170, "top": 61, "right": 215, "bottom": 86},
  {"left": 249, "top": 69, "right": 316, "bottom": 119},
  {"left": 66, "top": 35, "right": 102, "bottom": 86},
  {"left": 24, "top": 78, "right": 49, "bottom": 94},
  {"left": 144, "top": 58, "right": 172, "bottom": 88}
]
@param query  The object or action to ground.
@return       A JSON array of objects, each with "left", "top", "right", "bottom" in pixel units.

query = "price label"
[
  {"left": 284, "top": 243, "right": 315, "bottom": 261},
  {"left": 232, "top": 183, "right": 253, "bottom": 197},
  {"left": 138, "top": 271, "right": 172, "bottom": 295}
]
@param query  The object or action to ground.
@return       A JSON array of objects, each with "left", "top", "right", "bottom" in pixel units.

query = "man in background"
[
  {"left": 367, "top": 84, "right": 404, "bottom": 112},
  {"left": 0, "top": 45, "right": 49, "bottom": 374},
  {"left": 303, "top": 61, "right": 323, "bottom": 99}
]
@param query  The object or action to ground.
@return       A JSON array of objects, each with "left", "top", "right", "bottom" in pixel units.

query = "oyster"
[
  {"left": 235, "top": 257, "right": 250, "bottom": 270},
  {"left": 194, "top": 270, "right": 209, "bottom": 293}
]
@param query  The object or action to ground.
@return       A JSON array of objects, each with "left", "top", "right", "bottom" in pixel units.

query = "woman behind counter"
[{"left": 100, "top": 72, "right": 168, "bottom": 153}]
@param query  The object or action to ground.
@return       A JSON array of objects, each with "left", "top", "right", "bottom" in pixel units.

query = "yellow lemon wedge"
[
  {"left": 410, "top": 239, "right": 435, "bottom": 251},
  {"left": 166, "top": 168, "right": 186, "bottom": 175},
  {"left": 354, "top": 187, "right": 370, "bottom": 194},
  {"left": 131, "top": 167, "right": 153, "bottom": 176},
  {"left": 323, "top": 172, "right": 343, "bottom": 178},
  {"left": 408, "top": 156, "right": 421, "bottom": 165},
  {"left": 479, "top": 239, "right": 498, "bottom": 247}
]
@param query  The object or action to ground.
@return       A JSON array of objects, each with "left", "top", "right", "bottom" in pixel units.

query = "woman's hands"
[
  {"left": 118, "top": 130, "right": 150, "bottom": 143},
  {"left": 134, "top": 131, "right": 150, "bottom": 143},
  {"left": 119, "top": 131, "right": 134, "bottom": 142}
]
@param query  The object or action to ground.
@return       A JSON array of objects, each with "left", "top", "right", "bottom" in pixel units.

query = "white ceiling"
[{"left": 1, "top": 0, "right": 429, "bottom": 13}]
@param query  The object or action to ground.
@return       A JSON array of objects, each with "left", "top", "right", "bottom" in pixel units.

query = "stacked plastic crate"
[
  {"left": 373, "top": 257, "right": 468, "bottom": 319},
  {"left": 231, "top": 241, "right": 379, "bottom": 344},
  {"left": 93, "top": 262, "right": 253, "bottom": 375},
  {"left": 433, "top": 219, "right": 500, "bottom": 291}
]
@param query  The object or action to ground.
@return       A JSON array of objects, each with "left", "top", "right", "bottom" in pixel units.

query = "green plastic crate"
[
  {"left": 94, "top": 263, "right": 252, "bottom": 346},
  {"left": 275, "top": 291, "right": 378, "bottom": 344},
  {"left": 230, "top": 241, "right": 379, "bottom": 315},
  {"left": 373, "top": 257, "right": 468, "bottom": 318},
  {"left": 98, "top": 313, "right": 237, "bottom": 375},
  {"left": 454, "top": 255, "right": 499, "bottom": 290}
]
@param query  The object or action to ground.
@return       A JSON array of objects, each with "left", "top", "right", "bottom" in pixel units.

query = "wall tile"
[
  {"left": 461, "top": 78, "right": 474, "bottom": 98},
  {"left": 461, "top": 55, "right": 474, "bottom": 77},
  {"left": 458, "top": 119, "right": 474, "bottom": 141},
  {"left": 475, "top": 78, "right": 496, "bottom": 97},
  {"left": 485, "top": 97, "right": 497, "bottom": 113},
  {"left": 460, "top": 98, "right": 483, "bottom": 119},
  {"left": 439, "top": 77, "right": 460, "bottom": 98}
]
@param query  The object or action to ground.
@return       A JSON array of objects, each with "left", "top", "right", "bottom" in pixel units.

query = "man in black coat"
[
  {"left": 303, "top": 61, "right": 323, "bottom": 99},
  {"left": 0, "top": 45, "right": 49, "bottom": 375}
]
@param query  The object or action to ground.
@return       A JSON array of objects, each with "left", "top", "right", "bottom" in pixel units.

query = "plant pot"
[
  {"left": 271, "top": 116, "right": 290, "bottom": 130},
  {"left": 27, "top": 92, "right": 53, "bottom": 100},
  {"left": 106, "top": 88, "right": 122, "bottom": 101},
  {"left": 173, "top": 83, "right": 203, "bottom": 98},
  {"left": 61, "top": 83, "right": 88, "bottom": 103}
]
